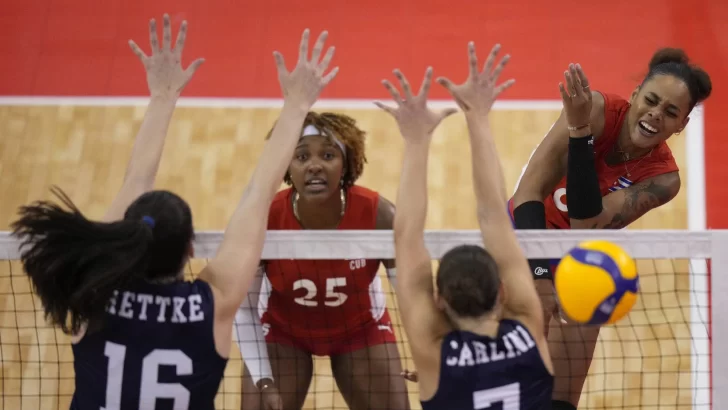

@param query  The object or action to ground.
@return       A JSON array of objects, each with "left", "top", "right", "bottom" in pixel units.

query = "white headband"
[{"left": 301, "top": 124, "right": 347, "bottom": 158}]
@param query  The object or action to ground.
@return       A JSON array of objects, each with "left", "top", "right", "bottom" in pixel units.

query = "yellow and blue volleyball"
[{"left": 554, "top": 240, "right": 638, "bottom": 325}]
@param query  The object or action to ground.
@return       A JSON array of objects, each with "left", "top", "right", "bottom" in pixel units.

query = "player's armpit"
[{"left": 571, "top": 171, "right": 680, "bottom": 230}]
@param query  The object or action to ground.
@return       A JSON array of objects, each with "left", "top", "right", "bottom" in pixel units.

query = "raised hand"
[
  {"left": 437, "top": 42, "right": 515, "bottom": 115},
  {"left": 559, "top": 63, "right": 592, "bottom": 129},
  {"left": 273, "top": 29, "right": 339, "bottom": 111},
  {"left": 128, "top": 14, "right": 205, "bottom": 100},
  {"left": 375, "top": 67, "right": 457, "bottom": 141}
]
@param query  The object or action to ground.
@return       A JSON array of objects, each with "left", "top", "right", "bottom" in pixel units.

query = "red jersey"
[
  {"left": 261, "top": 185, "right": 386, "bottom": 339},
  {"left": 543, "top": 91, "right": 679, "bottom": 229}
]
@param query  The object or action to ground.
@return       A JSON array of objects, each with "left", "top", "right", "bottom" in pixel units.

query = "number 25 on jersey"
[{"left": 293, "top": 277, "right": 348, "bottom": 307}]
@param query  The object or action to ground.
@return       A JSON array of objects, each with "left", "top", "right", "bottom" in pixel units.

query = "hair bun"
[{"left": 649, "top": 48, "right": 690, "bottom": 70}]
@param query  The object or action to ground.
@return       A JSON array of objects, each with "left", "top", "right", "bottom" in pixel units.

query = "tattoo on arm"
[{"left": 597, "top": 178, "right": 676, "bottom": 229}]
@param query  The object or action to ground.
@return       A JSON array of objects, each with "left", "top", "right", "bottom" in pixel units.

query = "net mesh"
[{"left": 0, "top": 230, "right": 712, "bottom": 410}]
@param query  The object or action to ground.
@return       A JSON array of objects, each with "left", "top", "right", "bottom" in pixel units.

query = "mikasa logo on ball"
[{"left": 584, "top": 251, "right": 604, "bottom": 265}]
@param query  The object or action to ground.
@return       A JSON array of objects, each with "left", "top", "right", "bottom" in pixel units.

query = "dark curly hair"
[
  {"left": 266, "top": 111, "right": 368, "bottom": 188},
  {"left": 641, "top": 47, "right": 712, "bottom": 110}
]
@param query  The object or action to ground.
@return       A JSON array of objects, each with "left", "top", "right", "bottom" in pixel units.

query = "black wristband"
[
  {"left": 513, "top": 201, "right": 553, "bottom": 281},
  {"left": 566, "top": 135, "right": 603, "bottom": 220},
  {"left": 513, "top": 201, "right": 547, "bottom": 230}
]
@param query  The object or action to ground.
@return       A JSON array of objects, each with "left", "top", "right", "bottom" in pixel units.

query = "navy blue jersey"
[
  {"left": 69, "top": 279, "right": 228, "bottom": 410},
  {"left": 421, "top": 319, "right": 552, "bottom": 410}
]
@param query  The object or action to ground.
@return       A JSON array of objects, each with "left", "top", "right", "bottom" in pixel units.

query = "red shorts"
[{"left": 261, "top": 309, "right": 397, "bottom": 356}]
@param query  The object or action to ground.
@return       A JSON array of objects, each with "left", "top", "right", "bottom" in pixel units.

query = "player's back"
[
  {"left": 70, "top": 278, "right": 228, "bottom": 410},
  {"left": 421, "top": 319, "right": 552, "bottom": 410}
]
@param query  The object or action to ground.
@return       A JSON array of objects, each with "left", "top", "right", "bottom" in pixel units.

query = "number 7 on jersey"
[{"left": 473, "top": 383, "right": 520, "bottom": 409}]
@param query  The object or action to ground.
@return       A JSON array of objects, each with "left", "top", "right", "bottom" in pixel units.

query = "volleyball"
[{"left": 554, "top": 240, "right": 639, "bottom": 325}]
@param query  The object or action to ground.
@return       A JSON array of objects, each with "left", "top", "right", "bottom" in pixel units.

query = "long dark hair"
[{"left": 10, "top": 187, "right": 194, "bottom": 335}]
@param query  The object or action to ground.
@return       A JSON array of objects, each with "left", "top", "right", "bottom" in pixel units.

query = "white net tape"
[{"left": 0, "top": 230, "right": 714, "bottom": 260}]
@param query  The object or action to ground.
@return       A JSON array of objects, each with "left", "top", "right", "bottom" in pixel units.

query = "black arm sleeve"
[
  {"left": 566, "top": 135, "right": 603, "bottom": 220},
  {"left": 513, "top": 201, "right": 553, "bottom": 281}
]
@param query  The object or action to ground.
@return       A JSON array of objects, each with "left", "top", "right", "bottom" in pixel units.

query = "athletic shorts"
[
  {"left": 507, "top": 198, "right": 562, "bottom": 271},
  {"left": 260, "top": 309, "right": 397, "bottom": 357}
]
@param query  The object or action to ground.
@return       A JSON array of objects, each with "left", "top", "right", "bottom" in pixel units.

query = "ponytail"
[{"left": 11, "top": 187, "right": 154, "bottom": 335}]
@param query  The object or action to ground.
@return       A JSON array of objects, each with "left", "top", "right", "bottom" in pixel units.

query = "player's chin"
[
  {"left": 630, "top": 125, "right": 665, "bottom": 149},
  {"left": 299, "top": 183, "right": 335, "bottom": 200}
]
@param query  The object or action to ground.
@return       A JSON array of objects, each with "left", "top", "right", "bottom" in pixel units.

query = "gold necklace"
[
  {"left": 614, "top": 142, "right": 653, "bottom": 178},
  {"left": 293, "top": 188, "right": 346, "bottom": 223}
]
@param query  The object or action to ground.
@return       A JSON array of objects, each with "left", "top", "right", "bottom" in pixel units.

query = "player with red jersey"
[
  {"left": 234, "top": 112, "right": 409, "bottom": 410},
  {"left": 509, "top": 48, "right": 712, "bottom": 410}
]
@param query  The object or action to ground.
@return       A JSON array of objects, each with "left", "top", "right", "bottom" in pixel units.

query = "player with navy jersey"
[
  {"left": 375, "top": 42, "right": 553, "bottom": 409},
  {"left": 10, "top": 18, "right": 339, "bottom": 410}
]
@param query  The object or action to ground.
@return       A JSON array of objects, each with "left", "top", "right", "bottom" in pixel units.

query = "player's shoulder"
[
  {"left": 347, "top": 185, "right": 382, "bottom": 212},
  {"left": 348, "top": 184, "right": 380, "bottom": 202},
  {"left": 591, "top": 90, "right": 630, "bottom": 143},
  {"left": 596, "top": 91, "right": 630, "bottom": 113}
]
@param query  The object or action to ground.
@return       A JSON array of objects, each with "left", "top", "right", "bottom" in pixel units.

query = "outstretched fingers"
[
  {"left": 490, "top": 53, "right": 510, "bottom": 84},
  {"left": 418, "top": 66, "right": 434, "bottom": 99},
  {"left": 373, "top": 101, "right": 396, "bottom": 116},
  {"left": 318, "top": 46, "right": 335, "bottom": 74},
  {"left": 575, "top": 63, "right": 591, "bottom": 97},
  {"left": 174, "top": 20, "right": 188, "bottom": 57},
  {"left": 148, "top": 18, "right": 159, "bottom": 52},
  {"left": 297, "top": 29, "right": 310, "bottom": 65},
  {"left": 393, "top": 69, "right": 413, "bottom": 100},
  {"left": 494, "top": 78, "right": 516, "bottom": 98},
  {"left": 128, "top": 40, "right": 148, "bottom": 64},
  {"left": 184, "top": 58, "right": 206, "bottom": 77},
  {"left": 468, "top": 42, "right": 479, "bottom": 79},
  {"left": 482, "top": 43, "right": 501, "bottom": 78},
  {"left": 321, "top": 65, "right": 339, "bottom": 86},
  {"left": 273, "top": 51, "right": 288, "bottom": 76},
  {"left": 382, "top": 79, "right": 404, "bottom": 105},
  {"left": 310, "top": 30, "right": 328, "bottom": 64},
  {"left": 162, "top": 14, "right": 172, "bottom": 51}
]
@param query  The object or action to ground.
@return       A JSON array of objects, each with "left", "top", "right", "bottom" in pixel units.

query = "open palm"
[
  {"left": 375, "top": 67, "right": 457, "bottom": 142},
  {"left": 128, "top": 14, "right": 204, "bottom": 100}
]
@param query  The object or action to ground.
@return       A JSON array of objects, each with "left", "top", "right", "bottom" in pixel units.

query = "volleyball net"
[{"left": 0, "top": 229, "right": 725, "bottom": 410}]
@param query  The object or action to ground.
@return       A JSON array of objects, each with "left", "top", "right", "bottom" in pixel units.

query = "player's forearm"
[
  {"left": 566, "top": 131, "right": 603, "bottom": 228},
  {"left": 225, "top": 103, "right": 308, "bottom": 226},
  {"left": 211, "top": 103, "right": 308, "bottom": 298},
  {"left": 234, "top": 284, "right": 273, "bottom": 385},
  {"left": 123, "top": 96, "right": 179, "bottom": 186},
  {"left": 103, "top": 96, "right": 179, "bottom": 221},
  {"left": 394, "top": 141, "right": 430, "bottom": 242},
  {"left": 244, "top": 103, "right": 308, "bottom": 203},
  {"left": 465, "top": 114, "right": 508, "bottom": 220}
]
